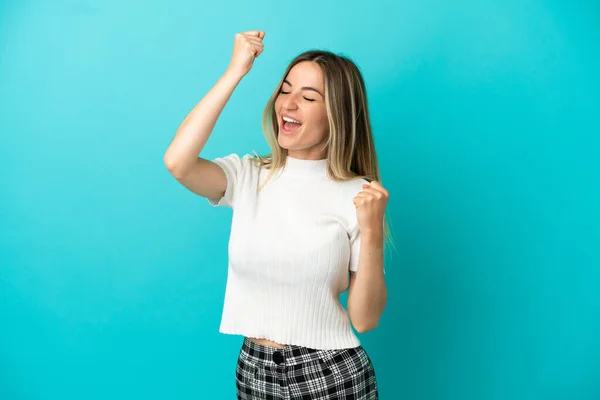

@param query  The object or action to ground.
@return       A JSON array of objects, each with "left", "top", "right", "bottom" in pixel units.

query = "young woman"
[{"left": 164, "top": 30, "right": 391, "bottom": 400}]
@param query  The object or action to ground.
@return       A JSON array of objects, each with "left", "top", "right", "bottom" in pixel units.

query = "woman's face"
[{"left": 274, "top": 61, "right": 329, "bottom": 160}]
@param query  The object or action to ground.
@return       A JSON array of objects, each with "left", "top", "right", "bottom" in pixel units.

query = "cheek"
[
  {"left": 306, "top": 107, "right": 327, "bottom": 125},
  {"left": 274, "top": 98, "right": 282, "bottom": 113},
  {"left": 317, "top": 110, "right": 329, "bottom": 129}
]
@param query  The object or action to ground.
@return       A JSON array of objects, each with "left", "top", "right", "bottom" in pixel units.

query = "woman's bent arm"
[
  {"left": 164, "top": 68, "right": 244, "bottom": 177},
  {"left": 164, "top": 31, "right": 264, "bottom": 198},
  {"left": 163, "top": 69, "right": 244, "bottom": 198}
]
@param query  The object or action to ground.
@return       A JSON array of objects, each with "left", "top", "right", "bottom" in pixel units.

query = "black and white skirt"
[{"left": 236, "top": 337, "right": 379, "bottom": 399}]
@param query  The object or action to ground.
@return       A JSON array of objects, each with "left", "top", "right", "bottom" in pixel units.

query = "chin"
[{"left": 277, "top": 137, "right": 291, "bottom": 149}]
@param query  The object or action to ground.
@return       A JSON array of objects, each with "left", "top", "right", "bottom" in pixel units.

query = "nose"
[{"left": 282, "top": 92, "right": 299, "bottom": 111}]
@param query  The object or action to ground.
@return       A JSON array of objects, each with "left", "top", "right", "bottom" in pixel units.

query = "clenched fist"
[{"left": 227, "top": 30, "right": 265, "bottom": 78}]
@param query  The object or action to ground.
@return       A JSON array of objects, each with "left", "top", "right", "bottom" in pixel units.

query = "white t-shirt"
[{"left": 206, "top": 153, "right": 378, "bottom": 350}]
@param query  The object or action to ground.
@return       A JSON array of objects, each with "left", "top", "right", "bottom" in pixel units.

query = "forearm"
[
  {"left": 164, "top": 68, "right": 244, "bottom": 175},
  {"left": 347, "top": 230, "right": 387, "bottom": 332}
]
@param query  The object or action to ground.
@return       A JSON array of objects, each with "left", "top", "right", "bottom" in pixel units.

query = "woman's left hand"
[{"left": 353, "top": 180, "right": 389, "bottom": 235}]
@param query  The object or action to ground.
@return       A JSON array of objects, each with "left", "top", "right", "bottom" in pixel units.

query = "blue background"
[{"left": 1, "top": 0, "right": 599, "bottom": 399}]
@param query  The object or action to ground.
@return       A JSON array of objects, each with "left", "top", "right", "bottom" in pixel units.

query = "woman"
[{"left": 164, "top": 30, "right": 391, "bottom": 400}]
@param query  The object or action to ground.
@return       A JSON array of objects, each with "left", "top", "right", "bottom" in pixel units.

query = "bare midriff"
[{"left": 247, "top": 337, "right": 287, "bottom": 348}]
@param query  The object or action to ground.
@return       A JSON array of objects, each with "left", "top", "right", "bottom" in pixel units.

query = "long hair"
[{"left": 252, "top": 49, "right": 396, "bottom": 259}]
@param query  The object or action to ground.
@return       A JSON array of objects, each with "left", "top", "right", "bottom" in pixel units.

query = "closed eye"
[{"left": 279, "top": 89, "right": 315, "bottom": 102}]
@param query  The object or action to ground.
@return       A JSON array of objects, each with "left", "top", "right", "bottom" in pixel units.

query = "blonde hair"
[{"left": 251, "top": 50, "right": 396, "bottom": 261}]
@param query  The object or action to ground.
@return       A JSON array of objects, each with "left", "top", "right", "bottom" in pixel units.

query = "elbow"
[
  {"left": 349, "top": 306, "right": 385, "bottom": 334},
  {"left": 164, "top": 153, "right": 185, "bottom": 179},
  {"left": 353, "top": 320, "right": 379, "bottom": 334},
  {"left": 163, "top": 152, "right": 177, "bottom": 172},
  {"left": 164, "top": 152, "right": 175, "bottom": 170}
]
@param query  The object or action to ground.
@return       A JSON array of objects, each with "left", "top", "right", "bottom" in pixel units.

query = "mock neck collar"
[{"left": 281, "top": 155, "right": 329, "bottom": 179}]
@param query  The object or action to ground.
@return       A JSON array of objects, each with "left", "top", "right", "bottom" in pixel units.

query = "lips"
[
  {"left": 280, "top": 114, "right": 303, "bottom": 135},
  {"left": 281, "top": 120, "right": 302, "bottom": 134},
  {"left": 282, "top": 114, "right": 302, "bottom": 124}
]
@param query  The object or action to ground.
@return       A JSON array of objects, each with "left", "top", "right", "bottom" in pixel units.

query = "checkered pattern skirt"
[{"left": 235, "top": 337, "right": 379, "bottom": 399}]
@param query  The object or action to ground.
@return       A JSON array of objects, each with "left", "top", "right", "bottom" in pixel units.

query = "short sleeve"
[
  {"left": 205, "top": 153, "right": 249, "bottom": 209},
  {"left": 348, "top": 224, "right": 387, "bottom": 274}
]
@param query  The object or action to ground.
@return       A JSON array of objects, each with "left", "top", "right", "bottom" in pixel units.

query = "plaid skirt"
[{"left": 236, "top": 337, "right": 379, "bottom": 399}]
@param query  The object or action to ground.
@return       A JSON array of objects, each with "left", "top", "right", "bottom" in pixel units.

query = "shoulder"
[
  {"left": 218, "top": 152, "right": 259, "bottom": 163},
  {"left": 214, "top": 152, "right": 261, "bottom": 171},
  {"left": 337, "top": 176, "right": 370, "bottom": 197},
  {"left": 331, "top": 177, "right": 370, "bottom": 229}
]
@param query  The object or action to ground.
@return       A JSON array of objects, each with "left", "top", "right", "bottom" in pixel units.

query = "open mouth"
[{"left": 281, "top": 116, "right": 303, "bottom": 134}]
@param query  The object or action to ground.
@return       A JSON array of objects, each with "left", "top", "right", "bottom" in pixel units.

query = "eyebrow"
[{"left": 283, "top": 80, "right": 323, "bottom": 98}]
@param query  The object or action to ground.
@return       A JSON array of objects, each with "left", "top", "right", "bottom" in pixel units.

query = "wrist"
[{"left": 223, "top": 67, "right": 246, "bottom": 83}]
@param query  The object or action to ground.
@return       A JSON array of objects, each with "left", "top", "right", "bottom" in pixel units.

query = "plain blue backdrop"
[{"left": 1, "top": 0, "right": 599, "bottom": 399}]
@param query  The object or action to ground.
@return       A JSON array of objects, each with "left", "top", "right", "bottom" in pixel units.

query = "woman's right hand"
[{"left": 226, "top": 30, "right": 265, "bottom": 78}]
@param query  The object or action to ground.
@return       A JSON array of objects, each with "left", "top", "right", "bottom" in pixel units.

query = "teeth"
[{"left": 283, "top": 116, "right": 301, "bottom": 124}]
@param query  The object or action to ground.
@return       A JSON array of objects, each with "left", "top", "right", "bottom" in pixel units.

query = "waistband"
[{"left": 240, "top": 337, "right": 362, "bottom": 367}]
